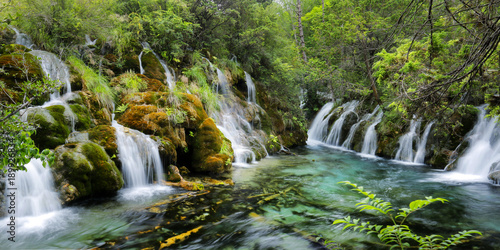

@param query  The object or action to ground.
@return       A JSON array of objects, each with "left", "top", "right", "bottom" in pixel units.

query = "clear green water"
[{"left": 2, "top": 145, "right": 500, "bottom": 249}]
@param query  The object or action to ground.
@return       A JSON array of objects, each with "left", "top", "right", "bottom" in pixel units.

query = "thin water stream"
[{"left": 2, "top": 145, "right": 500, "bottom": 249}]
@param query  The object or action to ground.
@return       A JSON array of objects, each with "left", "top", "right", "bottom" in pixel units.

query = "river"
[{"left": 2, "top": 143, "right": 500, "bottom": 249}]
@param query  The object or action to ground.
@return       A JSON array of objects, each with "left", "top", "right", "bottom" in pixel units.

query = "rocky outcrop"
[{"left": 52, "top": 142, "right": 124, "bottom": 202}]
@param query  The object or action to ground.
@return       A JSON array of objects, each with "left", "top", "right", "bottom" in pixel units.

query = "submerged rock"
[{"left": 53, "top": 142, "right": 124, "bottom": 202}]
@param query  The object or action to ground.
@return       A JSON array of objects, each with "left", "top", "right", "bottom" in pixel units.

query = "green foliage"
[
  {"left": 119, "top": 70, "right": 147, "bottom": 94},
  {"left": 115, "top": 103, "right": 129, "bottom": 114},
  {"left": 68, "top": 56, "right": 116, "bottom": 110},
  {"left": 333, "top": 181, "right": 482, "bottom": 249},
  {"left": 1, "top": 115, "right": 55, "bottom": 172}
]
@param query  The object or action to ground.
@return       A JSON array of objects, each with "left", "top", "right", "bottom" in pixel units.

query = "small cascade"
[
  {"left": 29, "top": 50, "right": 72, "bottom": 101},
  {"left": 216, "top": 68, "right": 229, "bottom": 95},
  {"left": 14, "top": 159, "right": 62, "bottom": 216},
  {"left": 138, "top": 50, "right": 145, "bottom": 75},
  {"left": 414, "top": 121, "right": 434, "bottom": 164},
  {"left": 113, "top": 121, "right": 165, "bottom": 187},
  {"left": 140, "top": 42, "right": 175, "bottom": 89},
  {"left": 11, "top": 26, "right": 34, "bottom": 48},
  {"left": 307, "top": 102, "right": 335, "bottom": 142},
  {"left": 212, "top": 68, "right": 268, "bottom": 165},
  {"left": 394, "top": 118, "right": 421, "bottom": 162},
  {"left": 85, "top": 34, "right": 97, "bottom": 46},
  {"left": 342, "top": 106, "right": 380, "bottom": 149},
  {"left": 360, "top": 109, "right": 383, "bottom": 155},
  {"left": 244, "top": 72, "right": 256, "bottom": 103},
  {"left": 454, "top": 106, "right": 500, "bottom": 177},
  {"left": 325, "top": 101, "right": 359, "bottom": 146}
]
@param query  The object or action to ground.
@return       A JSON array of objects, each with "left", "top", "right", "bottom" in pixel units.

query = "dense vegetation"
[{"left": 1, "top": 0, "right": 500, "bottom": 171}]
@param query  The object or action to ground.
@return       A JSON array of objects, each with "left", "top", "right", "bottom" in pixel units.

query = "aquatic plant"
[{"left": 333, "top": 181, "right": 481, "bottom": 249}]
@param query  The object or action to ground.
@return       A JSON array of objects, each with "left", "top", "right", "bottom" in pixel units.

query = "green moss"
[
  {"left": 88, "top": 125, "right": 117, "bottom": 157},
  {"left": 53, "top": 142, "right": 123, "bottom": 201},
  {"left": 28, "top": 106, "right": 70, "bottom": 150},
  {"left": 70, "top": 104, "right": 92, "bottom": 131}
]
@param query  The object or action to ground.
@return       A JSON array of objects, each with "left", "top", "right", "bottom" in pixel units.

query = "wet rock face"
[
  {"left": 488, "top": 161, "right": 500, "bottom": 183},
  {"left": 52, "top": 142, "right": 124, "bottom": 203}
]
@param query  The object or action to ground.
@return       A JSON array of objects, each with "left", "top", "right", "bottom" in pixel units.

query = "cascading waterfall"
[
  {"left": 14, "top": 159, "right": 62, "bottom": 216},
  {"left": 11, "top": 26, "right": 34, "bottom": 48},
  {"left": 325, "top": 101, "right": 359, "bottom": 146},
  {"left": 245, "top": 72, "right": 256, "bottom": 103},
  {"left": 29, "top": 50, "right": 72, "bottom": 101},
  {"left": 453, "top": 106, "right": 500, "bottom": 178},
  {"left": 307, "top": 102, "right": 335, "bottom": 143},
  {"left": 140, "top": 42, "right": 175, "bottom": 89},
  {"left": 216, "top": 68, "right": 230, "bottom": 95},
  {"left": 212, "top": 68, "right": 268, "bottom": 165},
  {"left": 28, "top": 50, "right": 76, "bottom": 131},
  {"left": 414, "top": 121, "right": 434, "bottom": 164},
  {"left": 85, "top": 34, "right": 96, "bottom": 46},
  {"left": 342, "top": 105, "right": 380, "bottom": 149},
  {"left": 113, "top": 121, "right": 165, "bottom": 187},
  {"left": 360, "top": 110, "right": 383, "bottom": 155},
  {"left": 394, "top": 118, "right": 421, "bottom": 162},
  {"left": 138, "top": 50, "right": 145, "bottom": 75}
]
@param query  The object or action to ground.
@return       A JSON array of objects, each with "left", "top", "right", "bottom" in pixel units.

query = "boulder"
[
  {"left": 52, "top": 142, "right": 124, "bottom": 202},
  {"left": 190, "top": 118, "right": 233, "bottom": 174}
]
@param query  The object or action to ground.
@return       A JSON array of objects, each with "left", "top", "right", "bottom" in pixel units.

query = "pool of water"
[{"left": 2, "top": 145, "right": 500, "bottom": 249}]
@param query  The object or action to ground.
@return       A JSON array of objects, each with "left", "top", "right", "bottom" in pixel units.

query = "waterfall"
[
  {"left": 113, "top": 121, "right": 165, "bottom": 187},
  {"left": 414, "top": 121, "right": 434, "bottom": 164},
  {"left": 13, "top": 159, "right": 62, "bottom": 216},
  {"left": 342, "top": 105, "right": 380, "bottom": 149},
  {"left": 29, "top": 50, "right": 72, "bottom": 101},
  {"left": 138, "top": 50, "right": 145, "bottom": 75},
  {"left": 360, "top": 110, "right": 383, "bottom": 155},
  {"left": 325, "top": 101, "right": 359, "bottom": 146},
  {"left": 245, "top": 72, "right": 256, "bottom": 103},
  {"left": 11, "top": 26, "right": 34, "bottom": 48},
  {"left": 307, "top": 102, "right": 335, "bottom": 143},
  {"left": 453, "top": 106, "right": 500, "bottom": 177},
  {"left": 216, "top": 68, "right": 229, "bottom": 95},
  {"left": 212, "top": 68, "right": 267, "bottom": 165},
  {"left": 85, "top": 34, "right": 96, "bottom": 46},
  {"left": 394, "top": 118, "right": 421, "bottom": 162},
  {"left": 140, "top": 42, "right": 175, "bottom": 89}
]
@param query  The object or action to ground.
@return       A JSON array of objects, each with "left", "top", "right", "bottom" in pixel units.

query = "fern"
[{"left": 334, "top": 181, "right": 482, "bottom": 249}]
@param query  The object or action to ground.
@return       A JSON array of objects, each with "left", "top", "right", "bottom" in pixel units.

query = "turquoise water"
[{"left": 2, "top": 145, "right": 500, "bottom": 249}]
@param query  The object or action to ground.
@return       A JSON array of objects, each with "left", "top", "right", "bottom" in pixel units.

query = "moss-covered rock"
[
  {"left": 0, "top": 44, "right": 31, "bottom": 54},
  {"left": 26, "top": 106, "right": 70, "bottom": 150},
  {"left": 79, "top": 91, "right": 112, "bottom": 126},
  {"left": 190, "top": 118, "right": 233, "bottom": 174},
  {"left": 88, "top": 125, "right": 118, "bottom": 158},
  {"left": 0, "top": 27, "right": 15, "bottom": 45},
  {"left": 0, "top": 52, "right": 45, "bottom": 104},
  {"left": 52, "top": 142, "right": 124, "bottom": 202}
]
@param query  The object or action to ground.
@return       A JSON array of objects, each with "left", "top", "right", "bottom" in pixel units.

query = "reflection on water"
[{"left": 2, "top": 145, "right": 500, "bottom": 249}]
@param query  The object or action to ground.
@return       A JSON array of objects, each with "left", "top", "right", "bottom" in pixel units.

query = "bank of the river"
[{"left": 1, "top": 144, "right": 499, "bottom": 249}]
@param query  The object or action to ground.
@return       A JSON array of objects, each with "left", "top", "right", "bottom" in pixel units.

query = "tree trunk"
[{"left": 297, "top": 0, "right": 307, "bottom": 62}]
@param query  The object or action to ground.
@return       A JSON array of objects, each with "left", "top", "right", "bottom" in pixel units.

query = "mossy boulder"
[
  {"left": 52, "top": 142, "right": 124, "bottom": 202},
  {"left": 88, "top": 125, "right": 118, "bottom": 158},
  {"left": 140, "top": 52, "right": 167, "bottom": 83},
  {"left": 0, "top": 52, "right": 45, "bottom": 104},
  {"left": 78, "top": 91, "right": 112, "bottom": 126},
  {"left": 0, "top": 27, "right": 15, "bottom": 45},
  {"left": 26, "top": 106, "right": 70, "bottom": 150},
  {"left": 190, "top": 118, "right": 233, "bottom": 174},
  {"left": 0, "top": 44, "right": 31, "bottom": 54}
]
